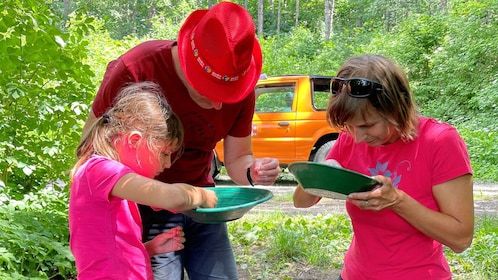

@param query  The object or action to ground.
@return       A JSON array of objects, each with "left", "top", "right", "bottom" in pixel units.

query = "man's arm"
[{"left": 223, "top": 135, "right": 280, "bottom": 186}]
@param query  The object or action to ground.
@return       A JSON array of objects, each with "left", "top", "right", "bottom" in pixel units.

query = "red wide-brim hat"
[{"left": 177, "top": 2, "right": 262, "bottom": 104}]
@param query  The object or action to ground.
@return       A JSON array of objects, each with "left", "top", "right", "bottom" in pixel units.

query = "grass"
[
  {"left": 228, "top": 212, "right": 346, "bottom": 279},
  {"left": 228, "top": 194, "right": 498, "bottom": 280},
  {"left": 447, "top": 215, "right": 498, "bottom": 279}
]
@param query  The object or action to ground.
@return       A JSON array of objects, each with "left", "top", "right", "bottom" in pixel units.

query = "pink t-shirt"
[
  {"left": 69, "top": 155, "right": 153, "bottom": 280},
  {"left": 329, "top": 117, "right": 472, "bottom": 280}
]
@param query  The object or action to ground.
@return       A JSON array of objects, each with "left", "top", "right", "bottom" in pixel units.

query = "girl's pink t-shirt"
[
  {"left": 69, "top": 155, "right": 153, "bottom": 280},
  {"left": 329, "top": 117, "right": 472, "bottom": 280}
]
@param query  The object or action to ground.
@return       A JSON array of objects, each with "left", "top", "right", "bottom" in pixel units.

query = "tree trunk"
[
  {"left": 440, "top": 0, "right": 447, "bottom": 10},
  {"left": 330, "top": 0, "right": 335, "bottom": 37},
  {"left": 258, "top": 0, "right": 264, "bottom": 36},
  {"left": 63, "top": 0, "right": 71, "bottom": 16},
  {"left": 148, "top": 1, "right": 156, "bottom": 23},
  {"left": 277, "top": 0, "right": 281, "bottom": 34},
  {"left": 295, "top": 0, "right": 299, "bottom": 28},
  {"left": 130, "top": 0, "right": 138, "bottom": 35},
  {"left": 324, "top": 0, "right": 334, "bottom": 40}
]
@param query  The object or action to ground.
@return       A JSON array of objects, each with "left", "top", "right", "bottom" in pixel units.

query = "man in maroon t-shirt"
[{"left": 80, "top": 2, "right": 280, "bottom": 280}]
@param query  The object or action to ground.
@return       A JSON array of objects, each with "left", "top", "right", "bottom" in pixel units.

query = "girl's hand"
[
  {"left": 145, "top": 226, "right": 185, "bottom": 256},
  {"left": 347, "top": 175, "right": 401, "bottom": 211},
  {"left": 199, "top": 188, "right": 218, "bottom": 208}
]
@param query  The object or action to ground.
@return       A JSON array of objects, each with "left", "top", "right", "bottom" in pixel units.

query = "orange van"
[{"left": 212, "top": 75, "right": 340, "bottom": 177}]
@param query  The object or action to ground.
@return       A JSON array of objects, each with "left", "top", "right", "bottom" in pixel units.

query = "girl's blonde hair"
[
  {"left": 327, "top": 54, "right": 419, "bottom": 141},
  {"left": 70, "top": 82, "right": 184, "bottom": 179}
]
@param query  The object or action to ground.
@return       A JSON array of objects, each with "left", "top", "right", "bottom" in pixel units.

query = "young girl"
[{"left": 69, "top": 82, "right": 217, "bottom": 280}]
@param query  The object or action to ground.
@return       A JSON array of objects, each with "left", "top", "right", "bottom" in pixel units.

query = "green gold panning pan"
[
  {"left": 182, "top": 187, "right": 273, "bottom": 224},
  {"left": 288, "top": 162, "right": 380, "bottom": 199}
]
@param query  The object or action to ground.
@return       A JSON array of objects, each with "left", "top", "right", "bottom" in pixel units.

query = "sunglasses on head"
[{"left": 331, "top": 77, "right": 383, "bottom": 98}]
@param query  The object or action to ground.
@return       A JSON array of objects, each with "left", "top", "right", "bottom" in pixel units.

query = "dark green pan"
[{"left": 288, "top": 162, "right": 380, "bottom": 199}]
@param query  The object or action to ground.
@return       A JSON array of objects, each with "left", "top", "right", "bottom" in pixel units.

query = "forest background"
[{"left": 0, "top": 0, "right": 497, "bottom": 278}]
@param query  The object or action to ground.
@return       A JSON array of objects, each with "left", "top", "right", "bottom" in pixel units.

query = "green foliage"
[
  {"left": 50, "top": 0, "right": 206, "bottom": 39},
  {"left": 420, "top": 0, "right": 498, "bottom": 122},
  {"left": 268, "top": 215, "right": 351, "bottom": 267},
  {"left": 260, "top": 27, "right": 332, "bottom": 76},
  {"left": 457, "top": 121, "right": 498, "bottom": 183},
  {"left": 446, "top": 215, "right": 498, "bottom": 278},
  {"left": 367, "top": 13, "right": 448, "bottom": 81},
  {"left": 0, "top": 0, "right": 96, "bottom": 198},
  {"left": 229, "top": 213, "right": 351, "bottom": 276},
  {"left": 0, "top": 189, "right": 75, "bottom": 279},
  {"left": 83, "top": 18, "right": 144, "bottom": 85}
]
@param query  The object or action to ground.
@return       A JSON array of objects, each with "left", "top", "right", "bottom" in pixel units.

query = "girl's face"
[
  {"left": 117, "top": 132, "right": 178, "bottom": 178},
  {"left": 343, "top": 109, "right": 399, "bottom": 146}
]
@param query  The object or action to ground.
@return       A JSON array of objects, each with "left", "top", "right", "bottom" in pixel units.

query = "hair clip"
[{"left": 102, "top": 114, "right": 110, "bottom": 124}]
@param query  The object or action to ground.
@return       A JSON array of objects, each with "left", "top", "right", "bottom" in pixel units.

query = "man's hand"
[{"left": 249, "top": 158, "right": 280, "bottom": 185}]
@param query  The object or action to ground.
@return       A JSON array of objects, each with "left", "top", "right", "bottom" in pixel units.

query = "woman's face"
[{"left": 344, "top": 109, "right": 399, "bottom": 146}]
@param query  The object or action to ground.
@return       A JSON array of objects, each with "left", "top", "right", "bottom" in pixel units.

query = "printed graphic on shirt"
[{"left": 368, "top": 160, "right": 412, "bottom": 188}]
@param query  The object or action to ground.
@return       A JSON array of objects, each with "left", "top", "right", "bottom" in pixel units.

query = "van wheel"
[{"left": 312, "top": 140, "right": 336, "bottom": 163}]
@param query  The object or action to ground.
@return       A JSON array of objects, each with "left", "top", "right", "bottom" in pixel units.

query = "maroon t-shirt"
[{"left": 92, "top": 40, "right": 254, "bottom": 186}]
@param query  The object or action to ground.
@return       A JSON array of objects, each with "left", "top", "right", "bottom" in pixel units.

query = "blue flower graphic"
[{"left": 368, "top": 161, "right": 401, "bottom": 188}]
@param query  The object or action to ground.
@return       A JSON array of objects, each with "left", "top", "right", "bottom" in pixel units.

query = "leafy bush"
[
  {"left": 0, "top": 0, "right": 96, "bottom": 198},
  {"left": 0, "top": 189, "right": 75, "bottom": 279},
  {"left": 260, "top": 27, "right": 331, "bottom": 76},
  {"left": 457, "top": 121, "right": 498, "bottom": 182}
]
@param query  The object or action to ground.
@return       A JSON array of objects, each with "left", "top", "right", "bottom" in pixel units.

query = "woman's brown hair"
[{"left": 327, "top": 54, "right": 419, "bottom": 141}]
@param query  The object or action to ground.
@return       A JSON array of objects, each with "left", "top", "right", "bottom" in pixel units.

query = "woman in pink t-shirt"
[
  {"left": 293, "top": 55, "right": 473, "bottom": 279},
  {"left": 69, "top": 82, "right": 217, "bottom": 280}
]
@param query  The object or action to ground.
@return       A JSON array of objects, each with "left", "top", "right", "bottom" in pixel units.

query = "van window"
[
  {"left": 311, "top": 78, "right": 331, "bottom": 110},
  {"left": 255, "top": 83, "right": 296, "bottom": 113}
]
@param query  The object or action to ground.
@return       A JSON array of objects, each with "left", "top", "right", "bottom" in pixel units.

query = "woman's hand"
[{"left": 346, "top": 175, "right": 401, "bottom": 211}]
